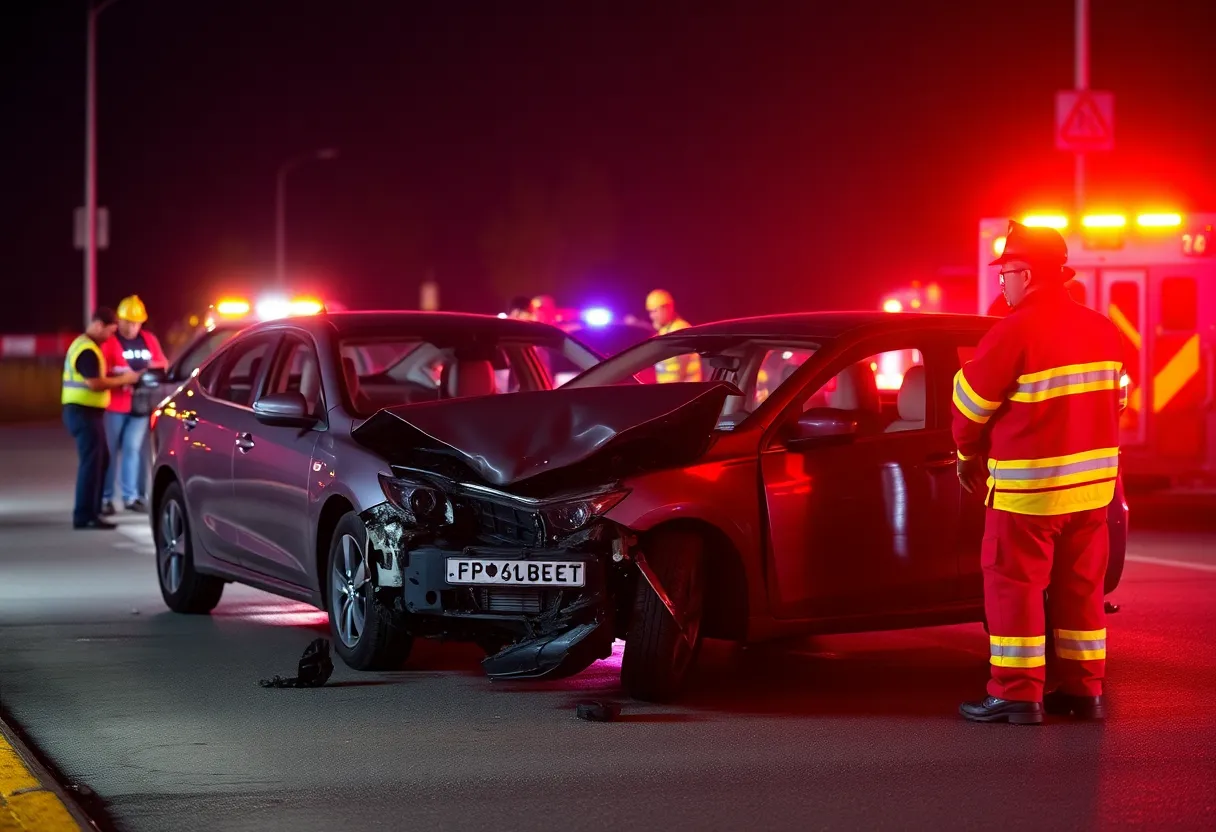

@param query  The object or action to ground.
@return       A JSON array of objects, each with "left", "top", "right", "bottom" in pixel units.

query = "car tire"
[
  {"left": 327, "top": 512, "right": 412, "bottom": 671},
  {"left": 621, "top": 528, "right": 706, "bottom": 703},
  {"left": 155, "top": 481, "right": 224, "bottom": 614}
]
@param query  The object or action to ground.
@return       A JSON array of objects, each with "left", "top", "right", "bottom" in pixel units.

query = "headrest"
[
  {"left": 298, "top": 354, "right": 321, "bottom": 405},
  {"left": 443, "top": 359, "right": 497, "bottom": 399},
  {"left": 830, "top": 361, "right": 881, "bottom": 412},
  {"left": 897, "top": 365, "right": 926, "bottom": 421}
]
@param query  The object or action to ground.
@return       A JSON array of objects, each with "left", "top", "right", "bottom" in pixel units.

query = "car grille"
[
  {"left": 477, "top": 587, "right": 544, "bottom": 614},
  {"left": 459, "top": 496, "right": 544, "bottom": 547}
]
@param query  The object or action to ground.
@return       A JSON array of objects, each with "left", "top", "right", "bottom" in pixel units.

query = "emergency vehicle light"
[
  {"left": 1022, "top": 215, "right": 1068, "bottom": 229},
  {"left": 582, "top": 307, "right": 613, "bottom": 327},
  {"left": 1081, "top": 214, "right": 1126, "bottom": 229},
  {"left": 289, "top": 297, "right": 325, "bottom": 316},
  {"left": 992, "top": 236, "right": 1007, "bottom": 257},
  {"left": 882, "top": 298, "right": 903, "bottom": 313},
  {"left": 1136, "top": 213, "right": 1182, "bottom": 228},
  {"left": 215, "top": 298, "right": 251, "bottom": 317}
]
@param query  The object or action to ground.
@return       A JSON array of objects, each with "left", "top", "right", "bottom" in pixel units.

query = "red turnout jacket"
[{"left": 952, "top": 287, "right": 1126, "bottom": 516}]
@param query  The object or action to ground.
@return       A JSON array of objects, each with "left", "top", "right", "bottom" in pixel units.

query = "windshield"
[
  {"left": 338, "top": 328, "right": 599, "bottom": 417},
  {"left": 549, "top": 323, "right": 655, "bottom": 386},
  {"left": 565, "top": 334, "right": 825, "bottom": 429}
]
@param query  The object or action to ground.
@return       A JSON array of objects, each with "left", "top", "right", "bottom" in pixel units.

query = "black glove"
[{"left": 957, "top": 455, "right": 988, "bottom": 496}]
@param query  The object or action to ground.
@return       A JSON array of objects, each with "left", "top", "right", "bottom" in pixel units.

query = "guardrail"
[{"left": 0, "top": 335, "right": 73, "bottom": 423}]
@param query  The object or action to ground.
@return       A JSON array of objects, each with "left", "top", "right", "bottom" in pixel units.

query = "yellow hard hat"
[
  {"left": 646, "top": 289, "right": 675, "bottom": 311},
  {"left": 117, "top": 295, "right": 148, "bottom": 323}
]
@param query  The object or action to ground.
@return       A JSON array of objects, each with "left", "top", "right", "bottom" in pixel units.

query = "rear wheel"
[
  {"left": 621, "top": 529, "right": 706, "bottom": 702},
  {"left": 155, "top": 481, "right": 224, "bottom": 614},
  {"left": 327, "top": 512, "right": 412, "bottom": 671}
]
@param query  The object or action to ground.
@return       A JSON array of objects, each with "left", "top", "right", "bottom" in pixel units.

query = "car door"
[
  {"left": 760, "top": 334, "right": 960, "bottom": 621},
  {"left": 229, "top": 333, "right": 324, "bottom": 587},
  {"left": 945, "top": 332, "right": 995, "bottom": 604},
  {"left": 179, "top": 333, "right": 278, "bottom": 565}
]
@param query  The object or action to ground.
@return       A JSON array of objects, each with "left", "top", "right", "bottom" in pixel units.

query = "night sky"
[{"left": 2, "top": 0, "right": 1213, "bottom": 334}]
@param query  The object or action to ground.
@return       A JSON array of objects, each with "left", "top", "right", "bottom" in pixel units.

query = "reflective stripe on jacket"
[
  {"left": 655, "top": 318, "right": 702, "bottom": 383},
  {"left": 61, "top": 334, "right": 110, "bottom": 409},
  {"left": 952, "top": 288, "right": 1124, "bottom": 516}
]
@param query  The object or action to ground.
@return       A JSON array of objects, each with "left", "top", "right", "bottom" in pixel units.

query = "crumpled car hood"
[{"left": 351, "top": 381, "right": 739, "bottom": 487}]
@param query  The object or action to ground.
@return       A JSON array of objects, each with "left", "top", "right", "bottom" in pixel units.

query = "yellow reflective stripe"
[
  {"left": 1055, "top": 628, "right": 1106, "bottom": 640},
  {"left": 991, "top": 447, "right": 1120, "bottom": 469},
  {"left": 957, "top": 369, "right": 1002, "bottom": 410},
  {"left": 1056, "top": 648, "right": 1106, "bottom": 661},
  {"left": 991, "top": 481, "right": 1116, "bottom": 516},
  {"left": 990, "top": 655, "right": 1046, "bottom": 668},
  {"left": 989, "top": 636, "right": 1046, "bottom": 647},
  {"left": 1015, "top": 360, "right": 1122, "bottom": 384},
  {"left": 1009, "top": 378, "right": 1119, "bottom": 403},
  {"left": 1108, "top": 304, "right": 1142, "bottom": 350},
  {"left": 1152, "top": 333, "right": 1200, "bottom": 413},
  {"left": 996, "top": 466, "right": 1119, "bottom": 491}
]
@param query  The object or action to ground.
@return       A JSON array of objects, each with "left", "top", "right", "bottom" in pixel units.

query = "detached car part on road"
[{"left": 151, "top": 311, "right": 1128, "bottom": 703}]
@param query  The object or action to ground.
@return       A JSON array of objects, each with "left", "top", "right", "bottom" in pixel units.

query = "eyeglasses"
[{"left": 999, "top": 269, "right": 1029, "bottom": 287}]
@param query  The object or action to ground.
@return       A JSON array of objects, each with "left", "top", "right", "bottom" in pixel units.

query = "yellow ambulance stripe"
[
  {"left": 1108, "top": 303, "right": 1142, "bottom": 350},
  {"left": 1152, "top": 334, "right": 1200, "bottom": 413}
]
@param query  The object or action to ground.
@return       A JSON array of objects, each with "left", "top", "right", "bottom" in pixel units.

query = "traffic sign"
[{"left": 1056, "top": 90, "right": 1114, "bottom": 152}]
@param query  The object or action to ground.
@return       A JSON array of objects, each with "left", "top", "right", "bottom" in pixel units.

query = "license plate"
[{"left": 445, "top": 558, "right": 586, "bottom": 587}]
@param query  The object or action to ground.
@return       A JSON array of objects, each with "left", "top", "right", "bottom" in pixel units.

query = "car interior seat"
[
  {"left": 342, "top": 357, "right": 372, "bottom": 413},
  {"left": 441, "top": 358, "right": 497, "bottom": 399},
  {"left": 828, "top": 361, "right": 885, "bottom": 432},
  {"left": 884, "top": 365, "right": 926, "bottom": 433}
]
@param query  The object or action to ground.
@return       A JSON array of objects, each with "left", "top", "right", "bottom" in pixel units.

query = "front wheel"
[
  {"left": 621, "top": 529, "right": 706, "bottom": 703},
  {"left": 155, "top": 481, "right": 224, "bottom": 614},
  {"left": 327, "top": 512, "right": 412, "bottom": 671}
]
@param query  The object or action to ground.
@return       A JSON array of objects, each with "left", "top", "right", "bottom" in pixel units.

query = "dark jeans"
[{"left": 64, "top": 404, "right": 110, "bottom": 526}]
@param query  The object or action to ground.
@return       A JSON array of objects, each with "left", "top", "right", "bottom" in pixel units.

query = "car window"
[
  {"left": 177, "top": 328, "right": 240, "bottom": 379},
  {"left": 267, "top": 337, "right": 324, "bottom": 417},
  {"left": 754, "top": 348, "right": 815, "bottom": 408},
  {"left": 337, "top": 337, "right": 588, "bottom": 416},
  {"left": 797, "top": 348, "right": 927, "bottom": 435},
  {"left": 212, "top": 338, "right": 273, "bottom": 408}
]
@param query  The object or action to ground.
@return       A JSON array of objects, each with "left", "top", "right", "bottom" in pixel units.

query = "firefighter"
[
  {"left": 62, "top": 308, "right": 143, "bottom": 529},
  {"left": 645, "top": 289, "right": 701, "bottom": 383},
  {"left": 507, "top": 296, "right": 534, "bottom": 319},
  {"left": 954, "top": 220, "right": 1125, "bottom": 724}
]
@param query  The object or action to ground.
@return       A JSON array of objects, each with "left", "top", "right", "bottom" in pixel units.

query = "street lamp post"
[
  {"left": 274, "top": 148, "right": 338, "bottom": 287},
  {"left": 84, "top": 0, "right": 122, "bottom": 329}
]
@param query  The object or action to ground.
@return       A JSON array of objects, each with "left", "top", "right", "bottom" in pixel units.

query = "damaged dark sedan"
[{"left": 348, "top": 311, "right": 1128, "bottom": 702}]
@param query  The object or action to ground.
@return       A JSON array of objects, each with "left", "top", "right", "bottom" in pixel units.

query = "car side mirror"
[
  {"left": 785, "top": 407, "right": 858, "bottom": 450},
  {"left": 253, "top": 391, "right": 316, "bottom": 428}
]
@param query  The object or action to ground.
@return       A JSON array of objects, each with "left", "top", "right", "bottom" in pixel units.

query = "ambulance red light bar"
[
  {"left": 1022, "top": 214, "right": 1069, "bottom": 229},
  {"left": 882, "top": 298, "right": 903, "bottom": 313},
  {"left": 1081, "top": 214, "right": 1126, "bottom": 229},
  {"left": 1136, "top": 213, "right": 1182, "bottom": 228}
]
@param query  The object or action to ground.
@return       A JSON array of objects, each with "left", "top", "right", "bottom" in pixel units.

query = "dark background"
[{"left": 2, "top": 0, "right": 1213, "bottom": 333}]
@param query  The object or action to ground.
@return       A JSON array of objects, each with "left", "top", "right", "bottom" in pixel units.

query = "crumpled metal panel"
[{"left": 351, "top": 381, "right": 739, "bottom": 487}]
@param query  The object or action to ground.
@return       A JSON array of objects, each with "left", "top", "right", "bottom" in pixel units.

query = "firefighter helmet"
[
  {"left": 989, "top": 221, "right": 1076, "bottom": 280},
  {"left": 117, "top": 295, "right": 149, "bottom": 323}
]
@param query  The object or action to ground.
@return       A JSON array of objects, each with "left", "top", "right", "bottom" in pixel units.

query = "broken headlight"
[
  {"left": 379, "top": 474, "right": 454, "bottom": 526},
  {"left": 540, "top": 491, "right": 628, "bottom": 534}
]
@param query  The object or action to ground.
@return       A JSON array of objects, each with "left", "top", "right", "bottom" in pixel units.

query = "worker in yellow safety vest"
[
  {"left": 62, "top": 307, "right": 142, "bottom": 530},
  {"left": 646, "top": 289, "right": 701, "bottom": 383}
]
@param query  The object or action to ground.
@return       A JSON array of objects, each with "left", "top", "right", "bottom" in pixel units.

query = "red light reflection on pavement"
[{"left": 213, "top": 600, "right": 328, "bottom": 628}]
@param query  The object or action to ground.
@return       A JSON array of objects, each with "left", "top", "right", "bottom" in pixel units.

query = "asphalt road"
[{"left": 1, "top": 424, "right": 1214, "bottom": 831}]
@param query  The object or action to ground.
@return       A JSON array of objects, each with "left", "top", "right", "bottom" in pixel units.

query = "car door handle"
[
  {"left": 236, "top": 433, "right": 255, "bottom": 453},
  {"left": 925, "top": 451, "right": 957, "bottom": 468},
  {"left": 182, "top": 416, "right": 198, "bottom": 430}
]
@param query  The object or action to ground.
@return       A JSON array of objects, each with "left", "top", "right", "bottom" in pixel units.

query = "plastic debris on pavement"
[
  {"left": 575, "top": 701, "right": 621, "bottom": 722},
  {"left": 258, "top": 638, "right": 335, "bottom": 689}
]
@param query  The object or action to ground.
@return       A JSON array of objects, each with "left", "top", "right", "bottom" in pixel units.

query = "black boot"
[
  {"left": 959, "top": 696, "right": 1043, "bottom": 725},
  {"left": 1043, "top": 690, "right": 1105, "bottom": 720}
]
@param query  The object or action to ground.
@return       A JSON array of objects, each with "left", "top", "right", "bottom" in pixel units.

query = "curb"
[{"left": 0, "top": 713, "right": 97, "bottom": 831}]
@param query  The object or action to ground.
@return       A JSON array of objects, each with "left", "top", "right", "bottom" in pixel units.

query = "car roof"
[
  {"left": 666, "top": 311, "right": 996, "bottom": 340},
  {"left": 239, "top": 310, "right": 573, "bottom": 341}
]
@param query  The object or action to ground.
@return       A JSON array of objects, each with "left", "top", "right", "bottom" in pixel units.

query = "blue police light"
[{"left": 582, "top": 307, "right": 613, "bottom": 327}]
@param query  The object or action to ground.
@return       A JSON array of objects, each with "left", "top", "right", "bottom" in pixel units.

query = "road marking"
[
  {"left": 117, "top": 524, "right": 152, "bottom": 546},
  {"left": 1126, "top": 555, "right": 1216, "bottom": 573},
  {"left": 0, "top": 723, "right": 84, "bottom": 831}
]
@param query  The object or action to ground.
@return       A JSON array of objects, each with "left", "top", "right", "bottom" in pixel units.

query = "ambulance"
[{"left": 979, "top": 211, "right": 1216, "bottom": 485}]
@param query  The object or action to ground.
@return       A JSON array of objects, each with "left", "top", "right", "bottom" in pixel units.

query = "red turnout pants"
[{"left": 982, "top": 507, "right": 1109, "bottom": 702}]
